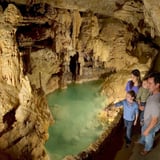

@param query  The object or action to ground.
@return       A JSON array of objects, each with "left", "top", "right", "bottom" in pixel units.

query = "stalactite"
[
  {"left": 71, "top": 10, "right": 82, "bottom": 50},
  {"left": 151, "top": 26, "right": 155, "bottom": 38}
]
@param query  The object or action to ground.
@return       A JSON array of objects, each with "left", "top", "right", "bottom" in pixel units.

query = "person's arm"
[
  {"left": 114, "top": 100, "right": 124, "bottom": 107},
  {"left": 105, "top": 100, "right": 124, "bottom": 110},
  {"left": 134, "top": 113, "right": 138, "bottom": 126},
  {"left": 134, "top": 104, "right": 139, "bottom": 126},
  {"left": 104, "top": 102, "right": 114, "bottom": 110},
  {"left": 143, "top": 117, "right": 158, "bottom": 136}
]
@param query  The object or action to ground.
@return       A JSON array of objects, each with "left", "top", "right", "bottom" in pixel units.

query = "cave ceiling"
[
  {"left": 0, "top": 0, "right": 160, "bottom": 91},
  {"left": 8, "top": 0, "right": 127, "bottom": 16}
]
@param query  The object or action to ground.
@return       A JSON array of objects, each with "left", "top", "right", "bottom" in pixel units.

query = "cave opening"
[{"left": 69, "top": 52, "right": 80, "bottom": 81}]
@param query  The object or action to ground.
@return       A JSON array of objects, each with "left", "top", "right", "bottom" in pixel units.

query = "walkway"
[
  {"left": 115, "top": 126, "right": 160, "bottom": 160},
  {"left": 87, "top": 118, "right": 160, "bottom": 160}
]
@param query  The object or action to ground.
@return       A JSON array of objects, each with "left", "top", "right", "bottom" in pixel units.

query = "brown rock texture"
[{"left": 0, "top": 0, "right": 160, "bottom": 159}]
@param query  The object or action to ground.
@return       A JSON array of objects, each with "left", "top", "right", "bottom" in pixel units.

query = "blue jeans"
[
  {"left": 124, "top": 119, "right": 133, "bottom": 144},
  {"left": 138, "top": 123, "right": 160, "bottom": 151},
  {"left": 139, "top": 102, "right": 146, "bottom": 125}
]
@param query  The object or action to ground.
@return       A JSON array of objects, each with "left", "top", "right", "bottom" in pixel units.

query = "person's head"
[
  {"left": 126, "top": 90, "right": 136, "bottom": 103},
  {"left": 129, "top": 69, "right": 141, "bottom": 89},
  {"left": 142, "top": 77, "right": 148, "bottom": 89},
  {"left": 147, "top": 72, "right": 160, "bottom": 94},
  {"left": 131, "top": 69, "right": 141, "bottom": 84}
]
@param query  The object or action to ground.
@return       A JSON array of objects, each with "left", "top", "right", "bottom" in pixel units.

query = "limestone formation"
[
  {"left": 143, "top": 0, "right": 160, "bottom": 37},
  {"left": 0, "top": 0, "right": 160, "bottom": 159},
  {"left": 0, "top": 4, "right": 53, "bottom": 160}
]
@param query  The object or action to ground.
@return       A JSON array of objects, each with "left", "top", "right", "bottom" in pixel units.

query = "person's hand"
[
  {"left": 139, "top": 106, "right": 145, "bottom": 111},
  {"left": 107, "top": 105, "right": 113, "bottom": 110},
  {"left": 133, "top": 120, "right": 137, "bottom": 126},
  {"left": 104, "top": 103, "right": 114, "bottom": 111},
  {"left": 104, "top": 106, "right": 112, "bottom": 111},
  {"left": 143, "top": 129, "right": 149, "bottom": 136}
]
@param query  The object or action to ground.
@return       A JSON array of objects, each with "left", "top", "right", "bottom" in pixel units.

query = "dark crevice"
[
  {"left": 0, "top": 109, "right": 16, "bottom": 137},
  {"left": 69, "top": 52, "right": 80, "bottom": 81},
  {"left": 6, "top": 136, "right": 24, "bottom": 150},
  {"left": 3, "top": 109, "right": 16, "bottom": 129}
]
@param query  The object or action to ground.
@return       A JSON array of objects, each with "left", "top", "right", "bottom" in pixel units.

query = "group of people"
[{"left": 106, "top": 69, "right": 160, "bottom": 156}]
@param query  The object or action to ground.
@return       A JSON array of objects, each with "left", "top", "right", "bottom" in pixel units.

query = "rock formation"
[
  {"left": 0, "top": 0, "right": 160, "bottom": 159},
  {"left": 0, "top": 4, "right": 53, "bottom": 160}
]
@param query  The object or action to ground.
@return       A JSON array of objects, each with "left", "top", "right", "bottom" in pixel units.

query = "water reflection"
[{"left": 45, "top": 80, "right": 106, "bottom": 160}]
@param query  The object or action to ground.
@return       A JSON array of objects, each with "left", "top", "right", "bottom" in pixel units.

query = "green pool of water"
[{"left": 45, "top": 80, "right": 107, "bottom": 160}]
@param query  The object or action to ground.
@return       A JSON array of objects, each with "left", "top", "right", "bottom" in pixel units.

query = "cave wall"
[
  {"left": 1, "top": 0, "right": 158, "bottom": 95},
  {"left": 0, "top": 0, "right": 160, "bottom": 159},
  {"left": 0, "top": 4, "right": 53, "bottom": 160}
]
